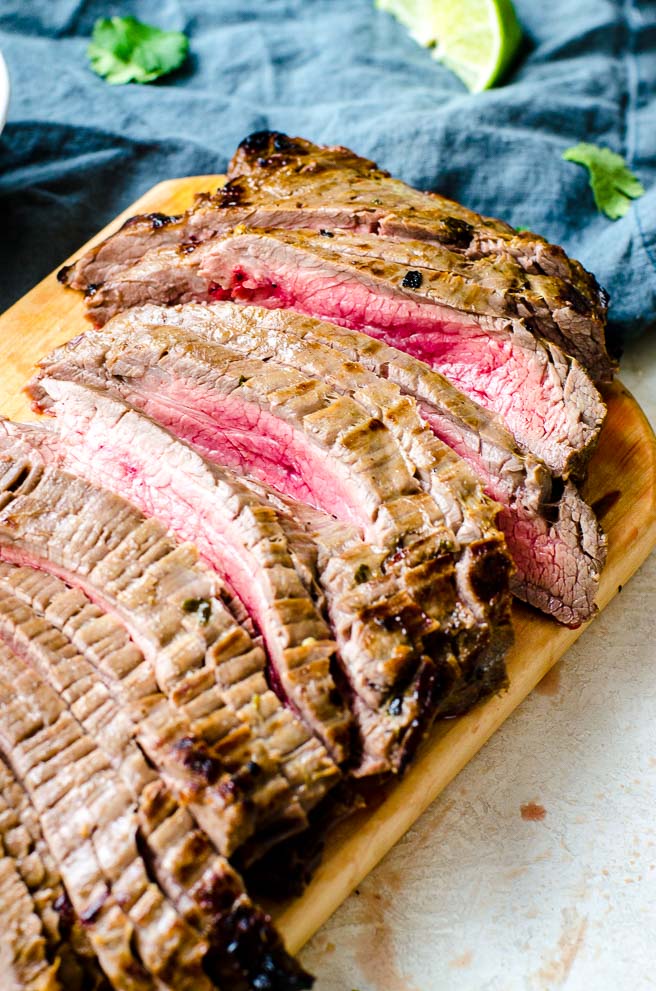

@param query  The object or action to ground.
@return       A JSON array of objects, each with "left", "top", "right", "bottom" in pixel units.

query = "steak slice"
[
  {"left": 0, "top": 567, "right": 314, "bottom": 991},
  {"left": 0, "top": 758, "right": 109, "bottom": 991},
  {"left": 67, "top": 230, "right": 605, "bottom": 478},
  {"left": 0, "top": 440, "right": 343, "bottom": 808},
  {"left": 31, "top": 320, "right": 513, "bottom": 772},
  {"left": 89, "top": 301, "right": 545, "bottom": 519},
  {"left": 131, "top": 302, "right": 604, "bottom": 626},
  {"left": 0, "top": 643, "right": 202, "bottom": 991},
  {"left": 59, "top": 132, "right": 613, "bottom": 382},
  {"left": 0, "top": 773, "right": 64, "bottom": 991},
  {"left": 0, "top": 426, "right": 339, "bottom": 854},
  {"left": 30, "top": 319, "right": 484, "bottom": 548},
  {"left": 225, "top": 132, "right": 613, "bottom": 382},
  {"left": 196, "top": 228, "right": 606, "bottom": 477},
  {"left": 1, "top": 431, "right": 435, "bottom": 782}
]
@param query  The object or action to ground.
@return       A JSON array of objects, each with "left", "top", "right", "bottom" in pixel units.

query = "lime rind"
[{"left": 377, "top": 0, "right": 523, "bottom": 92}]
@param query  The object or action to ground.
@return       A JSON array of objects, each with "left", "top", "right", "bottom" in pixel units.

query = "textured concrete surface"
[{"left": 300, "top": 334, "right": 656, "bottom": 991}]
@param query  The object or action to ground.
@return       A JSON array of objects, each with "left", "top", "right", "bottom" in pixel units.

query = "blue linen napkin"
[{"left": 0, "top": 0, "right": 654, "bottom": 343}]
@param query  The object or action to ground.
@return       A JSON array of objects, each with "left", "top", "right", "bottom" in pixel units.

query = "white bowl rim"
[{"left": 0, "top": 50, "right": 9, "bottom": 134}]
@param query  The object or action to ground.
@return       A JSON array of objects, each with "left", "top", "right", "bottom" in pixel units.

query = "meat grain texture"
[{"left": 1, "top": 133, "right": 612, "bottom": 989}]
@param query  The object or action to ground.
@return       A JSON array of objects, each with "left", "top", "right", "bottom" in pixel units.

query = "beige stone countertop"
[{"left": 300, "top": 333, "right": 656, "bottom": 991}]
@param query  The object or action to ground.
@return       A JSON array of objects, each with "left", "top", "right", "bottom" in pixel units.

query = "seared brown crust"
[
  {"left": 226, "top": 131, "right": 613, "bottom": 381},
  {"left": 58, "top": 132, "right": 614, "bottom": 383}
]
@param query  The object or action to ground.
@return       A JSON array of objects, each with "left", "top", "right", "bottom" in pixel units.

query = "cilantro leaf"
[
  {"left": 562, "top": 143, "right": 645, "bottom": 220},
  {"left": 88, "top": 16, "right": 189, "bottom": 85}
]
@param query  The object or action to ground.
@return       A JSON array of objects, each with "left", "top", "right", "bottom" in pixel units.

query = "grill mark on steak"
[
  {"left": 58, "top": 132, "right": 613, "bottom": 382},
  {"left": 0, "top": 644, "right": 168, "bottom": 991},
  {"left": 0, "top": 808, "right": 62, "bottom": 990},
  {"left": 0, "top": 426, "right": 339, "bottom": 855},
  {"left": 0, "top": 758, "right": 107, "bottom": 991},
  {"left": 0, "top": 567, "right": 314, "bottom": 991}
]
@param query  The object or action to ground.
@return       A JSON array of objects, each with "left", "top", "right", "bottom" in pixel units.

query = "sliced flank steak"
[
  {"left": 195, "top": 228, "right": 607, "bottom": 478},
  {"left": 0, "top": 567, "right": 314, "bottom": 991},
  {"left": 0, "top": 770, "right": 62, "bottom": 991},
  {"left": 35, "top": 374, "right": 511, "bottom": 776},
  {"left": 99, "top": 302, "right": 544, "bottom": 517},
  {"left": 0, "top": 606, "right": 215, "bottom": 991},
  {"left": 61, "top": 227, "right": 605, "bottom": 478},
  {"left": 0, "top": 415, "right": 476, "bottom": 779},
  {"left": 135, "top": 778, "right": 313, "bottom": 991},
  {"left": 0, "top": 563, "right": 323, "bottom": 862},
  {"left": 31, "top": 324, "right": 513, "bottom": 774},
  {"left": 38, "top": 302, "right": 604, "bottom": 624},
  {"left": 59, "top": 132, "right": 613, "bottom": 382},
  {"left": 108, "top": 302, "right": 605, "bottom": 626},
  {"left": 0, "top": 423, "right": 340, "bottom": 853},
  {"left": 224, "top": 132, "right": 613, "bottom": 382}
]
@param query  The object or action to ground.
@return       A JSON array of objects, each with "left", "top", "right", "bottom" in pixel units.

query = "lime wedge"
[{"left": 377, "top": 0, "right": 523, "bottom": 92}]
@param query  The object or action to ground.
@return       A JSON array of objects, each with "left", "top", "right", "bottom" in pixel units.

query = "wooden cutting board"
[{"left": 1, "top": 177, "right": 655, "bottom": 954}]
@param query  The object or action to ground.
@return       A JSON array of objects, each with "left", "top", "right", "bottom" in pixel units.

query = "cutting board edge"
[{"left": 0, "top": 174, "right": 226, "bottom": 333}]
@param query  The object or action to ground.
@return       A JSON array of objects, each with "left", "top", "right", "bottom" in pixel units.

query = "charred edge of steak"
[
  {"left": 122, "top": 212, "right": 182, "bottom": 232},
  {"left": 441, "top": 217, "right": 475, "bottom": 249},
  {"left": 235, "top": 131, "right": 313, "bottom": 174},
  {"left": 238, "top": 131, "right": 306, "bottom": 157},
  {"left": 216, "top": 177, "right": 250, "bottom": 208},
  {"left": 439, "top": 618, "right": 512, "bottom": 718},
  {"left": 231, "top": 130, "right": 388, "bottom": 180},
  {"left": 134, "top": 825, "right": 307, "bottom": 991},
  {"left": 199, "top": 890, "right": 314, "bottom": 991},
  {"left": 466, "top": 538, "right": 514, "bottom": 605},
  {"left": 239, "top": 780, "right": 364, "bottom": 898},
  {"left": 57, "top": 213, "right": 182, "bottom": 287},
  {"left": 394, "top": 655, "right": 445, "bottom": 774}
]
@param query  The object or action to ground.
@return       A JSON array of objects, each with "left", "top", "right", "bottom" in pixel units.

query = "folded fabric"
[{"left": 0, "top": 0, "right": 653, "bottom": 342}]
